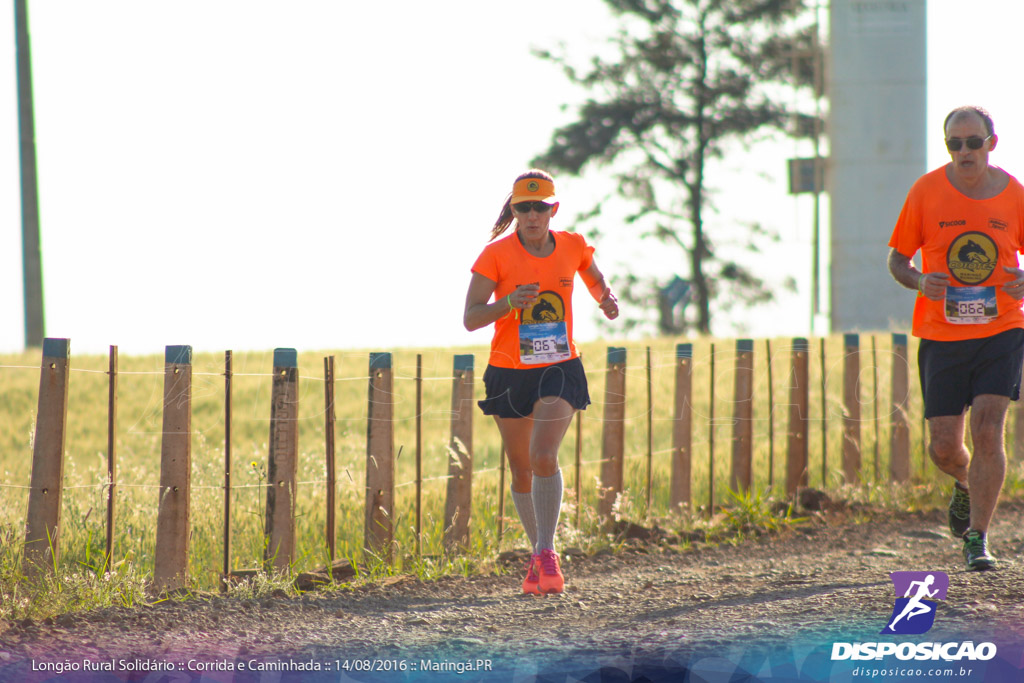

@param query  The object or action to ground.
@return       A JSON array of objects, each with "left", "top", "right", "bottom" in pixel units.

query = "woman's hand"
[
  {"left": 598, "top": 286, "right": 619, "bottom": 320},
  {"left": 508, "top": 284, "right": 539, "bottom": 309}
]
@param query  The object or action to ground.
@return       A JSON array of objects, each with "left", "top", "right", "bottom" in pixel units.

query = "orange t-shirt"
[
  {"left": 888, "top": 166, "right": 1024, "bottom": 341},
  {"left": 471, "top": 230, "right": 595, "bottom": 369}
]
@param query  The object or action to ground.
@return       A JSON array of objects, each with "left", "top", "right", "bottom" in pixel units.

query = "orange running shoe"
[
  {"left": 522, "top": 554, "right": 541, "bottom": 595},
  {"left": 537, "top": 549, "right": 564, "bottom": 594}
]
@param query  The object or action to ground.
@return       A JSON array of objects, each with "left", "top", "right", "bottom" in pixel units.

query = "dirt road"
[{"left": 2, "top": 500, "right": 1023, "bottom": 682}]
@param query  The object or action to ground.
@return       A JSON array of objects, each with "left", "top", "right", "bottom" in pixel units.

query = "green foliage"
[
  {"left": 533, "top": 0, "right": 819, "bottom": 334},
  {"left": 721, "top": 486, "right": 804, "bottom": 535}
]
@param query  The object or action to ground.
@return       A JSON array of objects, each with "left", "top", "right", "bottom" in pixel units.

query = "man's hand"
[
  {"left": 919, "top": 272, "right": 950, "bottom": 301},
  {"left": 1002, "top": 266, "right": 1024, "bottom": 300}
]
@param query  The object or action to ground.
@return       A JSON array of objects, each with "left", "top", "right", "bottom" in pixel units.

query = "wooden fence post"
[
  {"left": 1014, "top": 361, "right": 1024, "bottom": 464},
  {"left": 415, "top": 354, "right": 423, "bottom": 557},
  {"left": 222, "top": 350, "right": 233, "bottom": 591},
  {"left": 444, "top": 354, "right": 474, "bottom": 553},
  {"left": 23, "top": 338, "right": 71, "bottom": 577},
  {"left": 890, "top": 333, "right": 911, "bottom": 482},
  {"left": 365, "top": 352, "right": 395, "bottom": 561},
  {"left": 324, "top": 355, "right": 337, "bottom": 562},
  {"left": 671, "top": 343, "right": 693, "bottom": 510},
  {"left": 731, "top": 339, "right": 754, "bottom": 493},
  {"left": 787, "top": 338, "right": 809, "bottom": 496},
  {"left": 154, "top": 345, "right": 192, "bottom": 593},
  {"left": 499, "top": 444, "right": 507, "bottom": 543},
  {"left": 871, "top": 336, "right": 881, "bottom": 481},
  {"left": 105, "top": 344, "right": 118, "bottom": 572},
  {"left": 574, "top": 413, "right": 582, "bottom": 527},
  {"left": 599, "top": 347, "right": 627, "bottom": 519},
  {"left": 264, "top": 348, "right": 298, "bottom": 571},
  {"left": 765, "top": 339, "right": 776, "bottom": 489},
  {"left": 842, "top": 333, "right": 862, "bottom": 483},
  {"left": 645, "top": 347, "right": 653, "bottom": 515},
  {"left": 820, "top": 338, "right": 828, "bottom": 486},
  {"left": 709, "top": 343, "right": 716, "bottom": 515}
]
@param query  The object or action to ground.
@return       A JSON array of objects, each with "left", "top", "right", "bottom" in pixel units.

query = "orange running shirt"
[
  {"left": 889, "top": 166, "right": 1024, "bottom": 341},
  {"left": 472, "top": 230, "right": 595, "bottom": 369}
]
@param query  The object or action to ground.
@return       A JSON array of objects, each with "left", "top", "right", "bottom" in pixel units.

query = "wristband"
[
  {"left": 505, "top": 293, "right": 518, "bottom": 320},
  {"left": 917, "top": 273, "right": 926, "bottom": 293}
]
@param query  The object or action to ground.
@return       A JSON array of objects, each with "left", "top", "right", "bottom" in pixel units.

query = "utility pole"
[
  {"left": 15, "top": 0, "right": 46, "bottom": 348},
  {"left": 785, "top": 1, "right": 827, "bottom": 336},
  {"left": 810, "top": 0, "right": 824, "bottom": 335}
]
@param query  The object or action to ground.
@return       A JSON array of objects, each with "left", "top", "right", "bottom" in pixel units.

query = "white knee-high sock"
[
  {"left": 511, "top": 488, "right": 538, "bottom": 553},
  {"left": 532, "top": 470, "right": 563, "bottom": 552}
]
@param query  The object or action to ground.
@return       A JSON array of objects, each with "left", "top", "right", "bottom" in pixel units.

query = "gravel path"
[{"left": 2, "top": 499, "right": 1023, "bottom": 682}]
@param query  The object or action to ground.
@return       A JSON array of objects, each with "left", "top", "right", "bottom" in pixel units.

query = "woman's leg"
[
  {"left": 493, "top": 415, "right": 537, "bottom": 551},
  {"left": 529, "top": 397, "right": 576, "bottom": 551}
]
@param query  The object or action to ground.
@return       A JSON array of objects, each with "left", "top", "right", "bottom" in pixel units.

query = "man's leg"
[
  {"left": 967, "top": 394, "right": 1009, "bottom": 533},
  {"left": 929, "top": 412, "right": 974, "bottom": 538},
  {"left": 928, "top": 413, "right": 969, "bottom": 485}
]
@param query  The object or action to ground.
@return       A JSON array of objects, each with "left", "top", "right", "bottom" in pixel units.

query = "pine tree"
[{"left": 533, "top": 0, "right": 820, "bottom": 334}]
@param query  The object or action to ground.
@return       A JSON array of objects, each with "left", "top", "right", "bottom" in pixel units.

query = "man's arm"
[{"left": 887, "top": 248, "right": 948, "bottom": 301}]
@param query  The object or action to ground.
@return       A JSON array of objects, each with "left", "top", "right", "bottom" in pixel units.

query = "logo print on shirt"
[
  {"left": 947, "top": 232, "right": 997, "bottom": 285},
  {"left": 881, "top": 571, "right": 948, "bottom": 635},
  {"left": 523, "top": 292, "right": 565, "bottom": 324}
]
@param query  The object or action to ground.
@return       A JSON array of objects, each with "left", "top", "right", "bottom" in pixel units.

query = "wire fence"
[{"left": 5, "top": 333, "right": 1017, "bottom": 591}]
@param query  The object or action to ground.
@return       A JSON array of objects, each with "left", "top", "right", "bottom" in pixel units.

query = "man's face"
[{"left": 945, "top": 112, "right": 996, "bottom": 181}]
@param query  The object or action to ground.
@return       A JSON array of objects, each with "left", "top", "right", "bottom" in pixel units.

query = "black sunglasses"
[
  {"left": 945, "top": 135, "right": 991, "bottom": 152},
  {"left": 512, "top": 201, "right": 553, "bottom": 214}
]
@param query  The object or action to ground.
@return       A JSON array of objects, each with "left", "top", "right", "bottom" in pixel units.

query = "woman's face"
[{"left": 512, "top": 201, "right": 559, "bottom": 241}]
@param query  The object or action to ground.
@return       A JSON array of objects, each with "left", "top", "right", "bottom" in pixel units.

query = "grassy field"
[{"left": 3, "top": 333, "right": 1022, "bottom": 618}]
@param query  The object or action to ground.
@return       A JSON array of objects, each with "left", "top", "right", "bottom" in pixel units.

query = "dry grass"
[{"left": 6, "top": 332, "right": 1020, "bottom": 621}]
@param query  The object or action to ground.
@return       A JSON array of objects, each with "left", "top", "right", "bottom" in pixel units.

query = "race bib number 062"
[{"left": 944, "top": 286, "right": 997, "bottom": 325}]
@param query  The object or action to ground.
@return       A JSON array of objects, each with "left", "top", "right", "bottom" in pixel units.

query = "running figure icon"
[{"left": 887, "top": 574, "right": 939, "bottom": 632}]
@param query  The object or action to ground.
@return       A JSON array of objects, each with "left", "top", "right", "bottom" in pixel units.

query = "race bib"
[
  {"left": 944, "top": 286, "right": 998, "bottom": 324},
  {"left": 519, "top": 321, "right": 571, "bottom": 364}
]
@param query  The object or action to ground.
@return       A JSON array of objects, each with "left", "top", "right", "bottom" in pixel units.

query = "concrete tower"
[{"left": 828, "top": 0, "right": 926, "bottom": 331}]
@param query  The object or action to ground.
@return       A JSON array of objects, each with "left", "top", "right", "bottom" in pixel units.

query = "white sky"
[{"left": 2, "top": 1, "right": 1024, "bottom": 356}]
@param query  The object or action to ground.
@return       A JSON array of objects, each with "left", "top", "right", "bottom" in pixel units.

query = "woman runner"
[{"left": 463, "top": 169, "right": 619, "bottom": 594}]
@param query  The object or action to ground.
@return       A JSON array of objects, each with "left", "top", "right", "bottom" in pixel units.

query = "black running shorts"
[
  {"left": 478, "top": 357, "right": 591, "bottom": 418},
  {"left": 918, "top": 328, "right": 1024, "bottom": 418}
]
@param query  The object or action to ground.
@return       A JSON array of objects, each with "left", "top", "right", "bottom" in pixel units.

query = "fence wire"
[{"left": 1, "top": 337, "right": 958, "bottom": 582}]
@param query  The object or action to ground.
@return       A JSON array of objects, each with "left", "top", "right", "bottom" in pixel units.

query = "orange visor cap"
[{"left": 510, "top": 177, "right": 557, "bottom": 204}]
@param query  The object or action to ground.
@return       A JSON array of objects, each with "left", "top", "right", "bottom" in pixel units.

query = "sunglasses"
[
  {"left": 945, "top": 135, "right": 992, "bottom": 152},
  {"left": 512, "top": 201, "right": 553, "bottom": 214}
]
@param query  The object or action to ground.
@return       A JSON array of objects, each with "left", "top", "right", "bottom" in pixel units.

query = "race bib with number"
[
  {"left": 519, "top": 321, "right": 571, "bottom": 364},
  {"left": 944, "top": 286, "right": 998, "bottom": 324}
]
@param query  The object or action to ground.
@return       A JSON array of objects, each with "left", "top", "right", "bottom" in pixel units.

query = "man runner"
[{"left": 887, "top": 105, "right": 1024, "bottom": 571}]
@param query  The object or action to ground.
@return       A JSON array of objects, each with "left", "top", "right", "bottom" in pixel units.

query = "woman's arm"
[
  {"left": 463, "top": 272, "right": 503, "bottom": 331},
  {"left": 463, "top": 273, "right": 540, "bottom": 331},
  {"left": 580, "top": 259, "right": 619, "bottom": 320}
]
